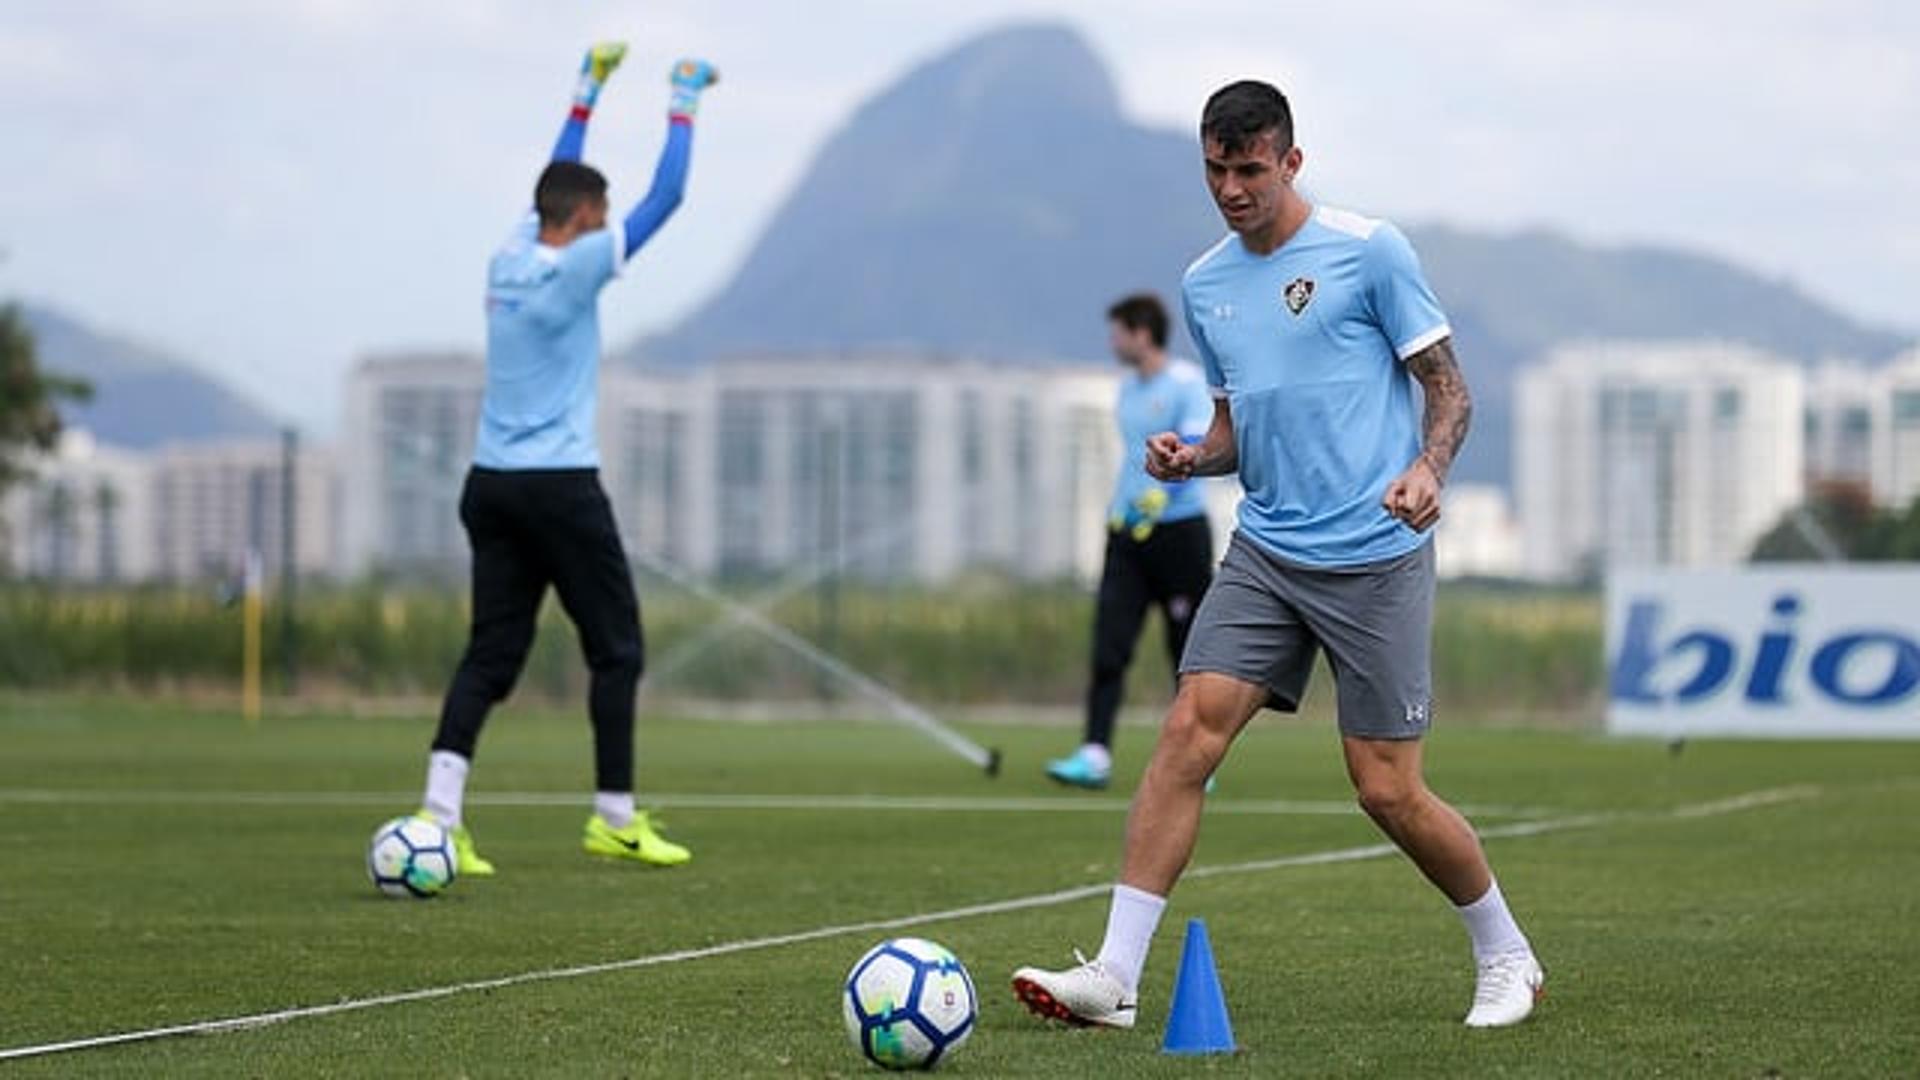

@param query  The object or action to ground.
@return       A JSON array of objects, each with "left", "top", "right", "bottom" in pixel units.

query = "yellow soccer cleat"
[
  {"left": 417, "top": 810, "right": 495, "bottom": 877},
  {"left": 584, "top": 811, "right": 691, "bottom": 867}
]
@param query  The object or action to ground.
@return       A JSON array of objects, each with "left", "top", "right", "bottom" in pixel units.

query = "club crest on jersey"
[{"left": 1282, "top": 277, "right": 1316, "bottom": 316}]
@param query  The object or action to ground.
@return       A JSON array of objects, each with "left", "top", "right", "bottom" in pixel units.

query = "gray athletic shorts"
[{"left": 1178, "top": 532, "right": 1435, "bottom": 740}]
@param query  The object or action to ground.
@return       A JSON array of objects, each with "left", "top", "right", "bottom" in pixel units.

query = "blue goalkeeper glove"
[{"left": 669, "top": 59, "right": 720, "bottom": 120}]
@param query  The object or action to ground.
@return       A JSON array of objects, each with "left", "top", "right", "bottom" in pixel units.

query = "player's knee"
[
  {"left": 1158, "top": 699, "right": 1230, "bottom": 778},
  {"left": 476, "top": 661, "right": 525, "bottom": 704},
  {"left": 591, "top": 636, "right": 644, "bottom": 681},
  {"left": 1091, "top": 630, "right": 1136, "bottom": 674},
  {"left": 461, "top": 639, "right": 533, "bottom": 702},
  {"left": 1091, "top": 656, "right": 1130, "bottom": 686},
  {"left": 1354, "top": 773, "right": 1421, "bottom": 825}
]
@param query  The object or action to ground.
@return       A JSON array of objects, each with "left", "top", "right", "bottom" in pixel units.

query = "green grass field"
[{"left": 2, "top": 697, "right": 1917, "bottom": 1077}]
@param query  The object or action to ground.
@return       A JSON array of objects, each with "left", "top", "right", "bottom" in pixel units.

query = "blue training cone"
[{"left": 1162, "top": 918, "right": 1237, "bottom": 1055}]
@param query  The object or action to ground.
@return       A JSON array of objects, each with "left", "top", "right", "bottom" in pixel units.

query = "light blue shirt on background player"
[
  {"left": 475, "top": 103, "right": 695, "bottom": 472},
  {"left": 1182, "top": 205, "right": 1451, "bottom": 567},
  {"left": 1109, "top": 359, "right": 1215, "bottom": 531},
  {"left": 476, "top": 218, "right": 627, "bottom": 470}
]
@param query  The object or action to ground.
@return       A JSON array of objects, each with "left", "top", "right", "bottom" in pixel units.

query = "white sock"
[
  {"left": 1095, "top": 884, "right": 1167, "bottom": 994},
  {"left": 1079, "top": 743, "right": 1113, "bottom": 771},
  {"left": 595, "top": 791, "right": 636, "bottom": 829},
  {"left": 1456, "top": 879, "right": 1531, "bottom": 961},
  {"left": 422, "top": 750, "right": 470, "bottom": 828}
]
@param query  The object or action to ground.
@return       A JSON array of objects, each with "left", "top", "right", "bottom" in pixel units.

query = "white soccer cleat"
[
  {"left": 1010, "top": 951, "right": 1137, "bottom": 1029},
  {"left": 1463, "top": 950, "right": 1545, "bottom": 1028}
]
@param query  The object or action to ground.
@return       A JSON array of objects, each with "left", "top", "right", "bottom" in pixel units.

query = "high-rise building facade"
[
  {"left": 343, "top": 352, "right": 1220, "bottom": 584},
  {"left": 1516, "top": 342, "right": 1804, "bottom": 581}
]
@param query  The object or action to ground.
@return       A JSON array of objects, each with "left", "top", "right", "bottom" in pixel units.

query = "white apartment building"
[
  {"left": 343, "top": 352, "right": 1226, "bottom": 584},
  {"left": 1, "top": 430, "right": 158, "bottom": 582},
  {"left": 1799, "top": 350, "right": 1920, "bottom": 508},
  {"left": 1802, "top": 361, "right": 1878, "bottom": 493},
  {"left": 3, "top": 430, "right": 337, "bottom": 583},
  {"left": 1874, "top": 348, "right": 1920, "bottom": 509},
  {"left": 151, "top": 438, "right": 338, "bottom": 581},
  {"left": 603, "top": 355, "right": 1126, "bottom": 582},
  {"left": 1516, "top": 342, "right": 1804, "bottom": 581},
  {"left": 340, "top": 353, "right": 485, "bottom": 576}
]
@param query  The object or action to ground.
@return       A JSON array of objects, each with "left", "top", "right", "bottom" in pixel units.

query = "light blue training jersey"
[
  {"left": 1110, "top": 358, "right": 1214, "bottom": 528},
  {"left": 1182, "top": 206, "right": 1451, "bottom": 567},
  {"left": 474, "top": 216, "right": 626, "bottom": 470}
]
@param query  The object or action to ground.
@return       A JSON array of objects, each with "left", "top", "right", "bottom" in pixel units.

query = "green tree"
[
  {"left": 1751, "top": 482, "right": 1878, "bottom": 561},
  {"left": 0, "top": 303, "right": 92, "bottom": 497},
  {"left": 1752, "top": 483, "right": 1920, "bottom": 562},
  {"left": 1860, "top": 497, "right": 1920, "bottom": 560}
]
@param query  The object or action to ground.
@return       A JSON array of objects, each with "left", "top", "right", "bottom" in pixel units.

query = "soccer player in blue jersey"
[
  {"left": 1014, "top": 81, "right": 1543, "bottom": 1030},
  {"left": 414, "top": 44, "right": 718, "bottom": 874},
  {"left": 1046, "top": 294, "right": 1216, "bottom": 790}
]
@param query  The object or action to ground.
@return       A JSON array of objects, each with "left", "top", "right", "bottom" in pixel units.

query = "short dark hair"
[
  {"left": 534, "top": 161, "right": 609, "bottom": 227},
  {"left": 1107, "top": 293, "right": 1170, "bottom": 349},
  {"left": 1201, "top": 80, "right": 1294, "bottom": 157}
]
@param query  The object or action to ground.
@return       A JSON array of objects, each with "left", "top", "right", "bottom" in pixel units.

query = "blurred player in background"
[
  {"left": 415, "top": 44, "right": 718, "bottom": 875},
  {"left": 1014, "top": 80, "right": 1544, "bottom": 1031},
  {"left": 1045, "top": 294, "right": 1215, "bottom": 790}
]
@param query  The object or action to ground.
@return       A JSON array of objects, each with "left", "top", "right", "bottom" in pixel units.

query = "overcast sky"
[{"left": 2, "top": 0, "right": 1914, "bottom": 433}]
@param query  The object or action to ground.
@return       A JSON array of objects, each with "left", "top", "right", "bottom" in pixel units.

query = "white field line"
[
  {"left": 0, "top": 784, "right": 1819, "bottom": 1064},
  {"left": 1666, "top": 784, "right": 1822, "bottom": 818},
  {"left": 0, "top": 788, "right": 1554, "bottom": 819}
]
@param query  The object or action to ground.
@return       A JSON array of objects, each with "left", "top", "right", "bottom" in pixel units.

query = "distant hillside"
[
  {"left": 631, "top": 22, "right": 1909, "bottom": 487},
  {"left": 1404, "top": 227, "right": 1910, "bottom": 484},
  {"left": 17, "top": 304, "right": 281, "bottom": 449}
]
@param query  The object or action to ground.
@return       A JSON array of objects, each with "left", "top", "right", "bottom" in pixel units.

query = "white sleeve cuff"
[
  {"left": 1396, "top": 324, "right": 1451, "bottom": 361},
  {"left": 1209, "top": 387, "right": 1230, "bottom": 400}
]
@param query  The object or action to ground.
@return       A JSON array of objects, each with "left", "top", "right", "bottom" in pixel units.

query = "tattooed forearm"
[
  {"left": 1191, "top": 397, "right": 1239, "bottom": 477},
  {"left": 1405, "top": 336, "right": 1472, "bottom": 481}
]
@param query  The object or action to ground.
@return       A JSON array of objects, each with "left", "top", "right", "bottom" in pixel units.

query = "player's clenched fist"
[
  {"left": 1144, "top": 431, "right": 1197, "bottom": 482},
  {"left": 1382, "top": 456, "right": 1443, "bottom": 532}
]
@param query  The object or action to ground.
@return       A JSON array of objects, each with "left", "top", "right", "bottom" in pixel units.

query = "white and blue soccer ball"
[
  {"left": 366, "top": 815, "right": 457, "bottom": 899},
  {"left": 842, "top": 937, "right": 978, "bottom": 1070}
]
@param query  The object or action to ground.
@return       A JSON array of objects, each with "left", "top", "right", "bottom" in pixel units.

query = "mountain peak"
[
  {"left": 882, "top": 22, "right": 1119, "bottom": 123},
  {"left": 639, "top": 22, "right": 1206, "bottom": 367}
]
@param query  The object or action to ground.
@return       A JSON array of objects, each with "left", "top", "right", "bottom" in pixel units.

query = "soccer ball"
[
  {"left": 841, "top": 938, "right": 978, "bottom": 1070},
  {"left": 367, "top": 815, "right": 457, "bottom": 898}
]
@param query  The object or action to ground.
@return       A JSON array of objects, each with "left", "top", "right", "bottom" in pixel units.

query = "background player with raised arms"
[{"left": 414, "top": 43, "right": 718, "bottom": 875}]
